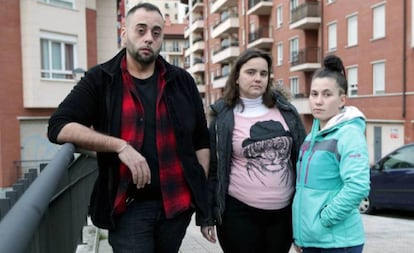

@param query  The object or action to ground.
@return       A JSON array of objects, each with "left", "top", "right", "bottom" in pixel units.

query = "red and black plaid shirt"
[{"left": 113, "top": 56, "right": 191, "bottom": 218}]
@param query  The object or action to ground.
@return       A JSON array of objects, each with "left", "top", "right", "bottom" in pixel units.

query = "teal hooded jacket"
[{"left": 292, "top": 106, "right": 370, "bottom": 248}]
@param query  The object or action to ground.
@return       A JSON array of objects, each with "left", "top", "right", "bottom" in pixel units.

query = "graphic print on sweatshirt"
[{"left": 241, "top": 120, "right": 292, "bottom": 186}]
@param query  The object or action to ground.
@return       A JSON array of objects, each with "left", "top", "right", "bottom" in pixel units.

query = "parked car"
[{"left": 359, "top": 143, "right": 414, "bottom": 214}]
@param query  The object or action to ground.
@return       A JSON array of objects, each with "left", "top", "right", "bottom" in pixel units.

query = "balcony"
[
  {"left": 184, "top": 6, "right": 189, "bottom": 18},
  {"left": 290, "top": 47, "right": 321, "bottom": 72},
  {"left": 190, "top": 37, "right": 205, "bottom": 54},
  {"left": 191, "top": 0, "right": 204, "bottom": 12},
  {"left": 184, "top": 45, "right": 191, "bottom": 57},
  {"left": 184, "top": 61, "right": 190, "bottom": 69},
  {"left": 184, "top": 25, "right": 190, "bottom": 38},
  {"left": 188, "top": 57, "right": 205, "bottom": 74},
  {"left": 161, "top": 46, "right": 184, "bottom": 56},
  {"left": 212, "top": 41, "right": 239, "bottom": 64},
  {"left": 197, "top": 83, "right": 206, "bottom": 93},
  {"left": 290, "top": 2, "right": 321, "bottom": 30},
  {"left": 247, "top": 27, "right": 274, "bottom": 49},
  {"left": 212, "top": 73, "right": 229, "bottom": 89},
  {"left": 211, "top": 14, "right": 239, "bottom": 38},
  {"left": 210, "top": 0, "right": 238, "bottom": 14},
  {"left": 189, "top": 17, "right": 204, "bottom": 34},
  {"left": 247, "top": 0, "right": 273, "bottom": 16}
]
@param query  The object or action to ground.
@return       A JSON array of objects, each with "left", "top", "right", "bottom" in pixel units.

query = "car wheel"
[{"left": 359, "top": 196, "right": 374, "bottom": 214}]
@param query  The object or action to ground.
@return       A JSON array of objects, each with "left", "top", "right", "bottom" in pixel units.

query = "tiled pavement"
[{"left": 77, "top": 212, "right": 414, "bottom": 253}]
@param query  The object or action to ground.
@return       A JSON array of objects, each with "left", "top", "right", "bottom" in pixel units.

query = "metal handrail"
[{"left": 0, "top": 143, "right": 75, "bottom": 253}]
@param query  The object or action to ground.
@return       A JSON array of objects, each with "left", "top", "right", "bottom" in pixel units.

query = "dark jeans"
[
  {"left": 217, "top": 195, "right": 292, "bottom": 253},
  {"left": 302, "top": 245, "right": 364, "bottom": 253},
  {"left": 108, "top": 199, "right": 193, "bottom": 253}
]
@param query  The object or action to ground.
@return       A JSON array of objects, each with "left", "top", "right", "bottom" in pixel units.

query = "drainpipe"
[
  {"left": 402, "top": 0, "right": 407, "bottom": 118},
  {"left": 320, "top": 0, "right": 324, "bottom": 62}
]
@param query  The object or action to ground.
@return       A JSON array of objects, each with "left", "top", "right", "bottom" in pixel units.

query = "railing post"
[{"left": 0, "top": 199, "right": 10, "bottom": 219}]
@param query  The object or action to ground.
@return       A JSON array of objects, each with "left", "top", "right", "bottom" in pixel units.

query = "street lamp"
[{"left": 72, "top": 68, "right": 86, "bottom": 82}]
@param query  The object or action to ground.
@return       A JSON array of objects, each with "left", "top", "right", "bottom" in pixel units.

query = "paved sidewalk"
[
  {"left": 78, "top": 213, "right": 414, "bottom": 253},
  {"left": 361, "top": 214, "right": 414, "bottom": 253},
  {"left": 178, "top": 216, "right": 222, "bottom": 253},
  {"left": 92, "top": 215, "right": 223, "bottom": 253}
]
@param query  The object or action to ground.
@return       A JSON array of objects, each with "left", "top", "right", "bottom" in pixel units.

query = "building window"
[
  {"left": 276, "top": 79, "right": 283, "bottom": 87},
  {"left": 290, "top": 37, "right": 299, "bottom": 63},
  {"left": 347, "top": 15, "right": 358, "bottom": 47},
  {"left": 173, "top": 40, "right": 180, "bottom": 52},
  {"left": 249, "top": 22, "right": 255, "bottom": 36},
  {"left": 184, "top": 56, "right": 190, "bottom": 68},
  {"left": 40, "top": 0, "right": 74, "bottom": 8},
  {"left": 373, "top": 4, "right": 386, "bottom": 39},
  {"left": 222, "top": 65, "right": 231, "bottom": 76},
  {"left": 171, "top": 56, "right": 180, "bottom": 66},
  {"left": 373, "top": 61, "right": 385, "bottom": 95},
  {"left": 290, "top": 77, "right": 299, "bottom": 96},
  {"left": 277, "top": 43, "right": 283, "bottom": 66},
  {"left": 289, "top": 0, "right": 298, "bottom": 20},
  {"left": 276, "top": 5, "right": 283, "bottom": 28},
  {"left": 347, "top": 66, "right": 358, "bottom": 97},
  {"left": 40, "top": 32, "right": 77, "bottom": 80},
  {"left": 328, "top": 23, "right": 337, "bottom": 52}
]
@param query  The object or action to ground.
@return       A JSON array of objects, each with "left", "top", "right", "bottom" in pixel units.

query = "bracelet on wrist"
[{"left": 117, "top": 142, "right": 129, "bottom": 154}]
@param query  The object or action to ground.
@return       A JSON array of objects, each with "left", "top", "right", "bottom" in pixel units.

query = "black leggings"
[{"left": 217, "top": 195, "right": 292, "bottom": 253}]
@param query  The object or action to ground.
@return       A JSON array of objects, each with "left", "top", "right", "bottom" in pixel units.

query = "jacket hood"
[
  {"left": 317, "top": 106, "right": 366, "bottom": 133},
  {"left": 210, "top": 98, "right": 227, "bottom": 115}
]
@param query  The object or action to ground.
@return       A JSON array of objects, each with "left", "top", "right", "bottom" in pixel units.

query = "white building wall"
[
  {"left": 96, "top": 0, "right": 119, "bottom": 63},
  {"left": 366, "top": 121, "right": 405, "bottom": 164},
  {"left": 20, "top": 0, "right": 88, "bottom": 108},
  {"left": 19, "top": 117, "right": 58, "bottom": 173}
]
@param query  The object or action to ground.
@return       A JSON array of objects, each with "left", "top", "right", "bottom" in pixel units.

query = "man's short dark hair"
[{"left": 127, "top": 2, "right": 163, "bottom": 19}]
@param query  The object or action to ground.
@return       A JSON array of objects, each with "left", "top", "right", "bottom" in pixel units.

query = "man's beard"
[{"left": 127, "top": 45, "right": 160, "bottom": 65}]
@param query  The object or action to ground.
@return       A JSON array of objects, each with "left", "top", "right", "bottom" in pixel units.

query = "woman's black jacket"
[{"left": 207, "top": 91, "right": 307, "bottom": 225}]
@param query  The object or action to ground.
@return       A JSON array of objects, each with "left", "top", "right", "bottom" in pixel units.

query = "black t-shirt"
[{"left": 130, "top": 72, "right": 161, "bottom": 200}]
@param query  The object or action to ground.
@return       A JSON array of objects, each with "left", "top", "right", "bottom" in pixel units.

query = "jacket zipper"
[{"left": 297, "top": 139, "right": 315, "bottom": 244}]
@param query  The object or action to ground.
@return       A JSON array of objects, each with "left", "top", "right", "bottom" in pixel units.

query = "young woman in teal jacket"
[{"left": 292, "top": 55, "right": 370, "bottom": 253}]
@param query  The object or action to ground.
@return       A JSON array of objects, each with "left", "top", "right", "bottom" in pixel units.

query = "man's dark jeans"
[{"left": 108, "top": 199, "right": 193, "bottom": 253}]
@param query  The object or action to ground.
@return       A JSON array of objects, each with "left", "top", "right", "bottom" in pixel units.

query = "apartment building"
[
  {"left": 183, "top": 0, "right": 414, "bottom": 163},
  {"left": 161, "top": 21, "right": 188, "bottom": 68},
  {"left": 0, "top": 0, "right": 120, "bottom": 187},
  {"left": 125, "top": 0, "right": 187, "bottom": 23}
]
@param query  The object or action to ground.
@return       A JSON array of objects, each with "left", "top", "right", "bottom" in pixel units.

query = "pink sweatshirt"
[{"left": 228, "top": 108, "right": 294, "bottom": 210}]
